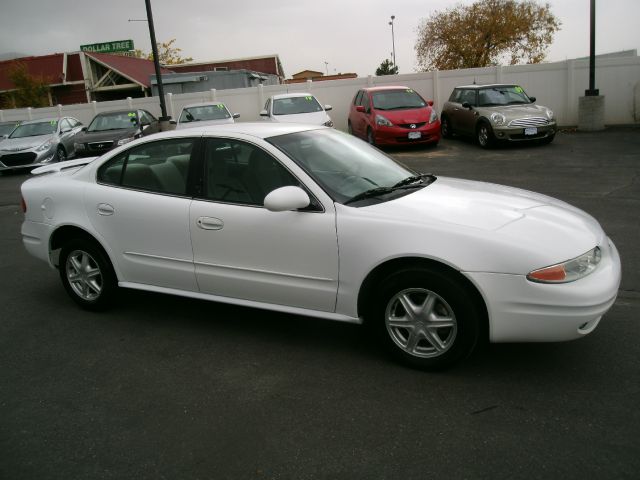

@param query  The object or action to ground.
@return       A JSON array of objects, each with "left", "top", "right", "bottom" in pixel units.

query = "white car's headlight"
[
  {"left": 546, "top": 109, "right": 555, "bottom": 120},
  {"left": 375, "top": 114, "right": 393, "bottom": 127},
  {"left": 429, "top": 109, "right": 438, "bottom": 124},
  {"left": 323, "top": 120, "right": 334, "bottom": 127},
  {"left": 36, "top": 140, "right": 54, "bottom": 152},
  {"left": 527, "top": 246, "right": 601, "bottom": 283},
  {"left": 117, "top": 137, "right": 135, "bottom": 146},
  {"left": 490, "top": 113, "right": 506, "bottom": 126}
]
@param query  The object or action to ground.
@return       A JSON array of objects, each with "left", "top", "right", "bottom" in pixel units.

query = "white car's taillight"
[{"left": 527, "top": 247, "right": 601, "bottom": 283}]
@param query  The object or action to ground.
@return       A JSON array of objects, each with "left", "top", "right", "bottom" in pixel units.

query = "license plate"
[
  {"left": 524, "top": 127, "right": 538, "bottom": 136},
  {"left": 408, "top": 131, "right": 422, "bottom": 139}
]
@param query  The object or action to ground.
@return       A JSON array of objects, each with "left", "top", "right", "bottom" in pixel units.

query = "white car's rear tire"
[{"left": 59, "top": 239, "right": 116, "bottom": 310}]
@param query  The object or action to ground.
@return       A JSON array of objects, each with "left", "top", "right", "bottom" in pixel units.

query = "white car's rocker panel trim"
[{"left": 119, "top": 282, "right": 361, "bottom": 324}]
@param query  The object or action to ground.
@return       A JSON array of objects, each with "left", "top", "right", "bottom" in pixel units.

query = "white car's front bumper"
[{"left": 466, "top": 237, "right": 621, "bottom": 343}]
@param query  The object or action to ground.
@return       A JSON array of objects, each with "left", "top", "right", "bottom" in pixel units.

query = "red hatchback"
[{"left": 348, "top": 86, "right": 441, "bottom": 147}]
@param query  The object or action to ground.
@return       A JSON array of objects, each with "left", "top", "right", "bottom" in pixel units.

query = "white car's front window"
[{"left": 268, "top": 129, "right": 429, "bottom": 205}]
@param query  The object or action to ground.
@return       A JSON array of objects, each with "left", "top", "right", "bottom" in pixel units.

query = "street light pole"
[
  {"left": 144, "top": 0, "right": 170, "bottom": 124},
  {"left": 388, "top": 15, "right": 396, "bottom": 72},
  {"left": 586, "top": 0, "right": 598, "bottom": 95}
]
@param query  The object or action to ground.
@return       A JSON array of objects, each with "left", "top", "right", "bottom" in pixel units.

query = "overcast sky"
[{"left": 1, "top": 0, "right": 639, "bottom": 77}]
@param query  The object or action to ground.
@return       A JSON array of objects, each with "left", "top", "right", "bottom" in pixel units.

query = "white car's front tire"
[{"left": 372, "top": 267, "right": 482, "bottom": 370}]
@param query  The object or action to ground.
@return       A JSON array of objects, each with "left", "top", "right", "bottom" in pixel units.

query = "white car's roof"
[
  {"left": 271, "top": 92, "right": 315, "bottom": 100},
  {"left": 153, "top": 122, "right": 324, "bottom": 140}
]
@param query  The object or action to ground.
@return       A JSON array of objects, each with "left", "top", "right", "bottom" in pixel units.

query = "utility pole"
[
  {"left": 578, "top": 0, "right": 604, "bottom": 131},
  {"left": 586, "top": 0, "right": 598, "bottom": 95},
  {"left": 144, "top": 0, "right": 170, "bottom": 128}
]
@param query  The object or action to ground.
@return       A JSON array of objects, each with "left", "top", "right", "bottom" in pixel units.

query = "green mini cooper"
[{"left": 440, "top": 84, "right": 557, "bottom": 148}]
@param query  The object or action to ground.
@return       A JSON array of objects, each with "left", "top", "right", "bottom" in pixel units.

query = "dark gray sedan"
[
  {"left": 0, "top": 117, "right": 83, "bottom": 171},
  {"left": 73, "top": 109, "right": 160, "bottom": 158},
  {"left": 440, "top": 84, "right": 557, "bottom": 148}
]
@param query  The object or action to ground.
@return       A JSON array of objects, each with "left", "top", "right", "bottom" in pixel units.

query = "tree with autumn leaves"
[
  {"left": 1, "top": 63, "right": 50, "bottom": 108},
  {"left": 415, "top": 0, "right": 560, "bottom": 71},
  {"left": 133, "top": 38, "right": 193, "bottom": 65}
]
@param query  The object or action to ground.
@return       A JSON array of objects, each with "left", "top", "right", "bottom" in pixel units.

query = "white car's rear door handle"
[{"left": 197, "top": 216, "right": 224, "bottom": 230}]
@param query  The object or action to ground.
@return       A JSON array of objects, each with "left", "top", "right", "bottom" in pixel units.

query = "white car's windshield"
[
  {"left": 372, "top": 89, "right": 426, "bottom": 111},
  {"left": 180, "top": 105, "right": 231, "bottom": 123},
  {"left": 267, "top": 129, "right": 426, "bottom": 204},
  {"left": 478, "top": 86, "right": 531, "bottom": 106},
  {"left": 273, "top": 96, "right": 323, "bottom": 115},
  {"left": 10, "top": 121, "right": 57, "bottom": 138},
  {"left": 88, "top": 112, "right": 138, "bottom": 132}
]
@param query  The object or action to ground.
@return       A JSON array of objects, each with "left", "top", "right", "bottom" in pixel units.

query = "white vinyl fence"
[{"left": 2, "top": 55, "right": 639, "bottom": 131}]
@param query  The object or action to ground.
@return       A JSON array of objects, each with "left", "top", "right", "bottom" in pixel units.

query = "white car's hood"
[
  {"left": 271, "top": 111, "right": 330, "bottom": 125},
  {"left": 364, "top": 177, "right": 604, "bottom": 259}
]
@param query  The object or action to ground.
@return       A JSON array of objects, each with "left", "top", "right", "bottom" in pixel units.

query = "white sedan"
[
  {"left": 20, "top": 123, "right": 621, "bottom": 369},
  {"left": 260, "top": 93, "right": 333, "bottom": 127},
  {"left": 175, "top": 102, "right": 239, "bottom": 130}
]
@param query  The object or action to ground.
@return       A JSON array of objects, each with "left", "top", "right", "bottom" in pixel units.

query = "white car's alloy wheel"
[
  {"left": 60, "top": 239, "right": 116, "bottom": 310},
  {"left": 385, "top": 288, "right": 457, "bottom": 358},
  {"left": 373, "top": 267, "right": 481, "bottom": 370},
  {"left": 66, "top": 249, "right": 103, "bottom": 301}
]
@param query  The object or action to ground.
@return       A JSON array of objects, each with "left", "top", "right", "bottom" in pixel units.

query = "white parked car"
[
  {"left": 20, "top": 124, "right": 621, "bottom": 369},
  {"left": 260, "top": 93, "right": 333, "bottom": 127},
  {"left": 175, "top": 102, "right": 239, "bottom": 130}
]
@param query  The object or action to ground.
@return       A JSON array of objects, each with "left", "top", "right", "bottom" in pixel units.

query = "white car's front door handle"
[{"left": 197, "top": 216, "right": 224, "bottom": 230}]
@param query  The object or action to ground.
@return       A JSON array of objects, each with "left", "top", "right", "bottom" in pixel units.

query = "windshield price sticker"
[
  {"left": 305, "top": 96, "right": 313, "bottom": 101},
  {"left": 514, "top": 86, "right": 524, "bottom": 93},
  {"left": 50, "top": 120, "right": 58, "bottom": 126},
  {"left": 127, "top": 112, "right": 136, "bottom": 117},
  {"left": 406, "top": 89, "right": 414, "bottom": 93},
  {"left": 217, "top": 104, "right": 224, "bottom": 109}
]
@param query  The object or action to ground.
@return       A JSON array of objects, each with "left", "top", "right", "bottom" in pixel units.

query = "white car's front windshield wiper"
[
  {"left": 344, "top": 174, "right": 435, "bottom": 205},
  {"left": 392, "top": 173, "right": 435, "bottom": 188}
]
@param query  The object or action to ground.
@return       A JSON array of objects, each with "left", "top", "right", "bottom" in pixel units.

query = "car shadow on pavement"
[{"left": 112, "top": 288, "right": 596, "bottom": 376}]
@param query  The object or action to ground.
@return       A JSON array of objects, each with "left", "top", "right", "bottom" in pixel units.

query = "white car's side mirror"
[
  {"left": 325, "top": 105, "right": 333, "bottom": 111},
  {"left": 264, "top": 186, "right": 310, "bottom": 212},
  {"left": 259, "top": 110, "right": 269, "bottom": 117}
]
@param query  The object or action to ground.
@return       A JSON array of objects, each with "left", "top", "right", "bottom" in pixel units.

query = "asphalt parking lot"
[{"left": 1, "top": 127, "right": 639, "bottom": 479}]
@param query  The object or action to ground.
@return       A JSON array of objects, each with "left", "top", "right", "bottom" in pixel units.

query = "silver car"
[
  {"left": 0, "top": 117, "right": 83, "bottom": 171},
  {"left": 440, "top": 84, "right": 557, "bottom": 148}
]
